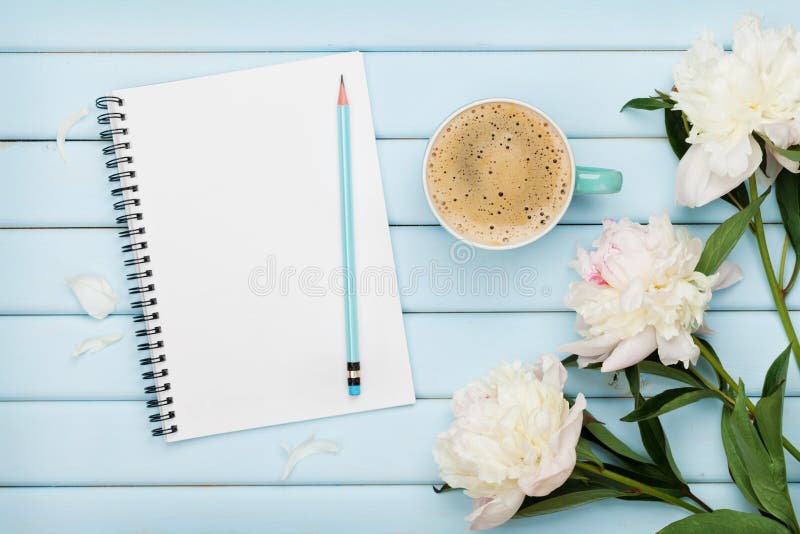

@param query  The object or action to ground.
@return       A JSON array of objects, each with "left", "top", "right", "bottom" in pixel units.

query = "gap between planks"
[{"left": 0, "top": 49, "right": 691, "bottom": 55}]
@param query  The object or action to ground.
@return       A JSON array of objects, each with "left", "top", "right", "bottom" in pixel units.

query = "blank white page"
[{"left": 106, "top": 52, "right": 415, "bottom": 442}]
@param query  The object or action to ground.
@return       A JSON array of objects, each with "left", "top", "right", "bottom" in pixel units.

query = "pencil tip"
[{"left": 338, "top": 75, "right": 349, "bottom": 105}]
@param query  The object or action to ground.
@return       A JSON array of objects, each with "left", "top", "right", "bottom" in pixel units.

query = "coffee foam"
[{"left": 426, "top": 102, "right": 572, "bottom": 247}]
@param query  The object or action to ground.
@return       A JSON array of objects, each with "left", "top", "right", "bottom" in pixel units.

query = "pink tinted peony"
[
  {"left": 433, "top": 356, "right": 585, "bottom": 531},
  {"left": 560, "top": 214, "right": 741, "bottom": 372}
]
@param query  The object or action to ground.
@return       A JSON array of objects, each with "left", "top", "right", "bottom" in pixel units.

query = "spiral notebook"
[{"left": 96, "top": 52, "right": 415, "bottom": 442}]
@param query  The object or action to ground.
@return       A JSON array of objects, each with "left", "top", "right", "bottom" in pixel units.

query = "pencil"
[{"left": 338, "top": 75, "right": 360, "bottom": 396}]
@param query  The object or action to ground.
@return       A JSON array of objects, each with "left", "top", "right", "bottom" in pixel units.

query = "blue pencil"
[{"left": 338, "top": 75, "right": 360, "bottom": 396}]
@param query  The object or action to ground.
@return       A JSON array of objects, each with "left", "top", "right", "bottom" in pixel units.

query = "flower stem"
[
  {"left": 694, "top": 335, "right": 800, "bottom": 463},
  {"left": 574, "top": 462, "right": 706, "bottom": 514},
  {"left": 688, "top": 367, "right": 735, "bottom": 405},
  {"left": 747, "top": 175, "right": 800, "bottom": 369},
  {"left": 786, "top": 255, "right": 800, "bottom": 297},
  {"left": 781, "top": 234, "right": 790, "bottom": 288},
  {"left": 685, "top": 491, "right": 714, "bottom": 513}
]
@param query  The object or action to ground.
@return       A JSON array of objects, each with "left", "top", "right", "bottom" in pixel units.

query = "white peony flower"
[
  {"left": 560, "top": 214, "right": 741, "bottom": 372},
  {"left": 671, "top": 15, "right": 800, "bottom": 207},
  {"left": 433, "top": 356, "right": 586, "bottom": 531}
]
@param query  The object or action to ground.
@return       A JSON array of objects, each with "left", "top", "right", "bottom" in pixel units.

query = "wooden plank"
[
  {"left": 0, "top": 226, "right": 787, "bottom": 314},
  {"left": 0, "top": 52, "right": 677, "bottom": 139},
  {"left": 0, "top": 140, "right": 783, "bottom": 227},
  {"left": 1, "top": 398, "right": 799, "bottom": 485},
  {"left": 1, "top": 312, "right": 797, "bottom": 400},
  {"left": 0, "top": 0, "right": 794, "bottom": 52},
  {"left": 0, "top": 484, "right": 777, "bottom": 534}
]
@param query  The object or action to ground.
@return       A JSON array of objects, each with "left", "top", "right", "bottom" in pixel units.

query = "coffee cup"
[{"left": 423, "top": 98, "right": 622, "bottom": 250}]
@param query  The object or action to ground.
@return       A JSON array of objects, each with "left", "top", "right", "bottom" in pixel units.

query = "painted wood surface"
[
  {"left": 0, "top": 226, "right": 788, "bottom": 313},
  {"left": 2, "top": 485, "right": 787, "bottom": 534},
  {"left": 0, "top": 0, "right": 793, "bottom": 51},
  {"left": 1, "top": 312, "right": 796, "bottom": 400},
  {"left": 2, "top": 398, "right": 800, "bottom": 485},
  {"left": 0, "top": 140, "right": 785, "bottom": 226},
  {"left": 3, "top": 2, "right": 800, "bottom": 532}
]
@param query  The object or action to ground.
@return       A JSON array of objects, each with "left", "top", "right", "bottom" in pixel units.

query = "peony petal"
[
  {"left": 518, "top": 394, "right": 586, "bottom": 497},
  {"left": 695, "top": 323, "right": 715, "bottom": 336},
  {"left": 620, "top": 277, "right": 645, "bottom": 312},
  {"left": 533, "top": 354, "right": 567, "bottom": 390},
  {"left": 65, "top": 275, "right": 119, "bottom": 319},
  {"left": 467, "top": 489, "right": 526, "bottom": 531},
  {"left": 675, "top": 141, "right": 760, "bottom": 208},
  {"left": 559, "top": 333, "right": 619, "bottom": 358},
  {"left": 763, "top": 123, "right": 800, "bottom": 179},
  {"left": 713, "top": 261, "right": 743, "bottom": 290},
  {"left": 280, "top": 432, "right": 340, "bottom": 480},
  {"left": 657, "top": 330, "right": 700, "bottom": 368},
  {"left": 57, "top": 108, "right": 88, "bottom": 163},
  {"left": 601, "top": 327, "right": 657, "bottom": 372},
  {"left": 72, "top": 333, "right": 123, "bottom": 357}
]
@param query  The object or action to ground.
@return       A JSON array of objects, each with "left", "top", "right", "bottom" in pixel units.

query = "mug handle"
[{"left": 574, "top": 166, "right": 623, "bottom": 195}]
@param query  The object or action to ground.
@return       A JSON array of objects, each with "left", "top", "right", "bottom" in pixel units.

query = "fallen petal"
[
  {"left": 65, "top": 275, "right": 119, "bottom": 319},
  {"left": 281, "top": 432, "right": 340, "bottom": 480},
  {"left": 57, "top": 108, "right": 88, "bottom": 163},
  {"left": 73, "top": 333, "right": 123, "bottom": 357}
]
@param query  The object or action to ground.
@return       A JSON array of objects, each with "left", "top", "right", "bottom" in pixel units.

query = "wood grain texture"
[
  {"left": 0, "top": 484, "right": 779, "bottom": 534},
  {"left": 0, "top": 140, "right": 784, "bottom": 226},
  {"left": 2, "top": 399, "right": 800, "bottom": 485},
  {"left": 0, "top": 226, "right": 787, "bottom": 314},
  {"left": 0, "top": 52, "right": 676, "bottom": 139},
  {"left": 0, "top": 0, "right": 795, "bottom": 52},
  {"left": 4, "top": 3, "right": 800, "bottom": 531},
  {"left": 1, "top": 312, "right": 797, "bottom": 400}
]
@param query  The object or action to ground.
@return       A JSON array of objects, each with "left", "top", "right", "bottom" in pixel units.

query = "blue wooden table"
[{"left": 2, "top": 1, "right": 800, "bottom": 532}]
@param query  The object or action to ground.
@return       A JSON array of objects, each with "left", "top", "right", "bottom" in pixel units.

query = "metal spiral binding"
[{"left": 96, "top": 96, "right": 177, "bottom": 438}]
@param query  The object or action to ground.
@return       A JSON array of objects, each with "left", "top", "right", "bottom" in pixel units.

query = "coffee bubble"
[{"left": 426, "top": 102, "right": 572, "bottom": 247}]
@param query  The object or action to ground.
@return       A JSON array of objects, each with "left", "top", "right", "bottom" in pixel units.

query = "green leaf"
[
  {"left": 583, "top": 420, "right": 651, "bottom": 464},
  {"left": 693, "top": 337, "right": 727, "bottom": 390},
  {"left": 721, "top": 405, "right": 762, "bottom": 510},
  {"left": 561, "top": 354, "right": 578, "bottom": 367},
  {"left": 757, "top": 132, "right": 800, "bottom": 162},
  {"left": 657, "top": 509, "right": 791, "bottom": 534},
  {"left": 576, "top": 437, "right": 603, "bottom": 468},
  {"left": 776, "top": 168, "right": 800, "bottom": 256},
  {"left": 637, "top": 360, "right": 706, "bottom": 389},
  {"left": 665, "top": 108, "right": 691, "bottom": 159},
  {"left": 762, "top": 345, "right": 791, "bottom": 399},
  {"left": 620, "top": 97, "right": 673, "bottom": 112},
  {"left": 515, "top": 489, "right": 624, "bottom": 517},
  {"left": 696, "top": 189, "right": 769, "bottom": 276},
  {"left": 722, "top": 182, "right": 751, "bottom": 211},
  {"left": 729, "top": 381, "right": 797, "bottom": 530},
  {"left": 621, "top": 387, "right": 719, "bottom": 422},
  {"left": 624, "top": 366, "right": 685, "bottom": 484},
  {"left": 755, "top": 346, "right": 791, "bottom": 462},
  {"left": 760, "top": 134, "right": 800, "bottom": 162}
]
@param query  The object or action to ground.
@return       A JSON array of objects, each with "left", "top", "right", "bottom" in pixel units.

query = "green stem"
[
  {"left": 574, "top": 462, "right": 706, "bottom": 514},
  {"left": 747, "top": 176, "right": 800, "bottom": 369},
  {"left": 786, "top": 256, "right": 800, "bottom": 297},
  {"left": 780, "top": 234, "right": 790, "bottom": 289},
  {"left": 688, "top": 368, "right": 735, "bottom": 405},
  {"left": 694, "top": 336, "right": 800, "bottom": 464}
]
